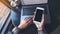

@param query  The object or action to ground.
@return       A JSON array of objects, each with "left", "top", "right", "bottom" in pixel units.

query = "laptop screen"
[{"left": 22, "top": 7, "right": 36, "bottom": 16}]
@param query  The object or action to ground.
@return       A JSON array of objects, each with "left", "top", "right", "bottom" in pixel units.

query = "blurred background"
[{"left": 0, "top": 0, "right": 60, "bottom": 34}]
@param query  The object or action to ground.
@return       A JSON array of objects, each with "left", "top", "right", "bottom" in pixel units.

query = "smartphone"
[{"left": 33, "top": 7, "right": 44, "bottom": 24}]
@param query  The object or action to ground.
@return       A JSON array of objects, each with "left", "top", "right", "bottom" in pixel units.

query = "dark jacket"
[{"left": 7, "top": 27, "right": 47, "bottom": 34}]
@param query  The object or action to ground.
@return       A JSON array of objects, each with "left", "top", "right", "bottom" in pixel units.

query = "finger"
[
  {"left": 42, "top": 14, "right": 44, "bottom": 20},
  {"left": 24, "top": 17, "right": 33, "bottom": 23},
  {"left": 24, "top": 17, "right": 30, "bottom": 20},
  {"left": 26, "top": 18, "right": 33, "bottom": 25},
  {"left": 26, "top": 17, "right": 33, "bottom": 23},
  {"left": 34, "top": 11, "right": 36, "bottom": 15},
  {"left": 28, "top": 18, "right": 33, "bottom": 23},
  {"left": 41, "top": 14, "right": 44, "bottom": 24},
  {"left": 36, "top": 24, "right": 39, "bottom": 28}
]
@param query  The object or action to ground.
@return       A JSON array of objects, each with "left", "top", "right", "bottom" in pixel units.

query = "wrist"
[
  {"left": 37, "top": 26, "right": 44, "bottom": 31},
  {"left": 18, "top": 26, "right": 23, "bottom": 30},
  {"left": 36, "top": 26, "right": 43, "bottom": 31},
  {"left": 12, "top": 27, "right": 21, "bottom": 34}
]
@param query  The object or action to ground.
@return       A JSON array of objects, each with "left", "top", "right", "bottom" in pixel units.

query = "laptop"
[{"left": 20, "top": 6, "right": 36, "bottom": 23}]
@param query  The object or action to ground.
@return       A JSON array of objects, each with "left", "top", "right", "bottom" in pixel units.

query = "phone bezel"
[{"left": 33, "top": 7, "right": 44, "bottom": 24}]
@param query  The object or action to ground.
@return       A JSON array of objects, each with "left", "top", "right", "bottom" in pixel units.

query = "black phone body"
[{"left": 33, "top": 7, "right": 44, "bottom": 24}]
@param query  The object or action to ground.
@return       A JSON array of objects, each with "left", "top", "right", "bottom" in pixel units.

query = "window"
[{"left": 0, "top": 2, "right": 10, "bottom": 30}]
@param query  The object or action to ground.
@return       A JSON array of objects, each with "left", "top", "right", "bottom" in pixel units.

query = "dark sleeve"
[
  {"left": 38, "top": 29, "right": 47, "bottom": 34},
  {"left": 7, "top": 27, "right": 21, "bottom": 34}
]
